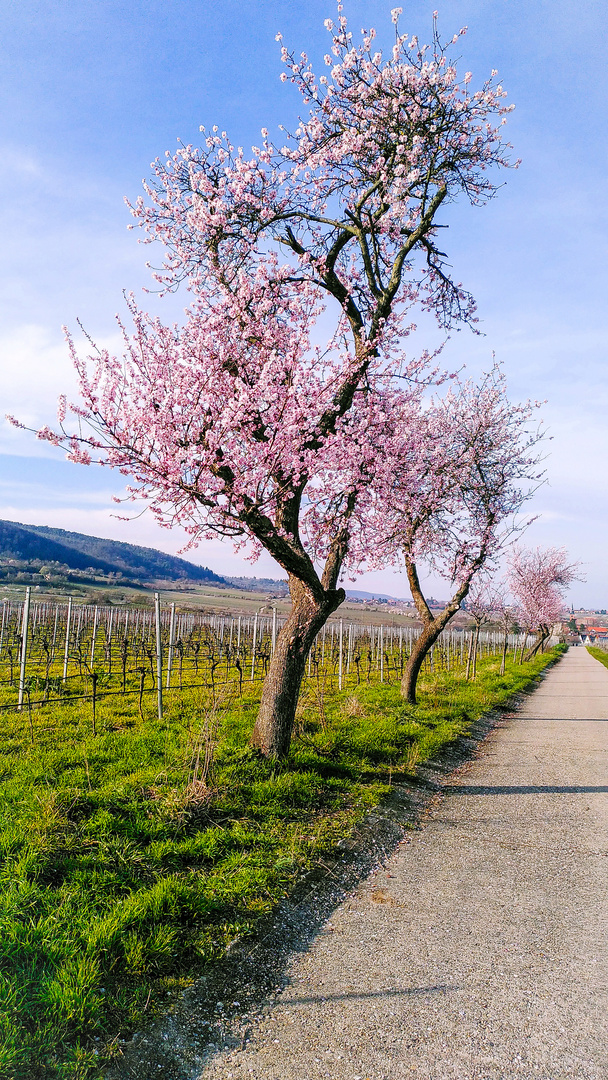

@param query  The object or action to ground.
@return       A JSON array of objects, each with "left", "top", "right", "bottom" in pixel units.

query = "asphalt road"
[{"left": 199, "top": 647, "right": 608, "bottom": 1079}]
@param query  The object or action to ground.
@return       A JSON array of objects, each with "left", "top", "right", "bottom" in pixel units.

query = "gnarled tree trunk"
[
  {"left": 400, "top": 556, "right": 467, "bottom": 705},
  {"left": 523, "top": 624, "right": 549, "bottom": 663},
  {"left": 251, "top": 577, "right": 344, "bottom": 757},
  {"left": 402, "top": 619, "right": 449, "bottom": 704}
]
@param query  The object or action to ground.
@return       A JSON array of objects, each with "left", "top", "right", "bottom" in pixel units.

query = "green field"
[{"left": 0, "top": 644, "right": 564, "bottom": 1079}]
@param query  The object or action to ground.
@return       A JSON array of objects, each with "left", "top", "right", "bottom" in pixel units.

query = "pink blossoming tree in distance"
[
  {"left": 369, "top": 365, "right": 544, "bottom": 699},
  {"left": 508, "top": 546, "right": 579, "bottom": 661},
  {"left": 381, "top": 367, "right": 543, "bottom": 702},
  {"left": 17, "top": 9, "right": 519, "bottom": 755}
]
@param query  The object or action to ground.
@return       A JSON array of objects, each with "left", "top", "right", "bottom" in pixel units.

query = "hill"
[
  {"left": 0, "top": 520, "right": 225, "bottom": 584},
  {"left": 226, "top": 576, "right": 289, "bottom": 595}
]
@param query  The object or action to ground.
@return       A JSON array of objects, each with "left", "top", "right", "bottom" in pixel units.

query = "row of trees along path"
[{"left": 11, "top": 9, "right": 567, "bottom": 753}]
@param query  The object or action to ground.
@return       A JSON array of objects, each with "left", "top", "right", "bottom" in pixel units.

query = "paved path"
[
  {"left": 200, "top": 648, "right": 608, "bottom": 1080},
  {"left": 516, "top": 645, "right": 608, "bottom": 721}
]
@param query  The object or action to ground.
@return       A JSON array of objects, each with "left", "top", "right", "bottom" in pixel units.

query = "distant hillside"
[
  {"left": 226, "top": 576, "right": 289, "bottom": 594},
  {"left": 0, "top": 520, "right": 225, "bottom": 584}
]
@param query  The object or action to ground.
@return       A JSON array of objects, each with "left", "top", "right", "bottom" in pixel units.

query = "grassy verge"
[
  {"left": 587, "top": 645, "right": 608, "bottom": 669},
  {"left": 0, "top": 646, "right": 564, "bottom": 1079}
]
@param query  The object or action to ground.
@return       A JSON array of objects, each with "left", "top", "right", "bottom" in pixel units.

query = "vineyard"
[{"left": 0, "top": 588, "right": 539, "bottom": 727}]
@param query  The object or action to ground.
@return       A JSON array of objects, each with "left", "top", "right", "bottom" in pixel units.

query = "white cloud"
[{"left": 0, "top": 322, "right": 140, "bottom": 456}]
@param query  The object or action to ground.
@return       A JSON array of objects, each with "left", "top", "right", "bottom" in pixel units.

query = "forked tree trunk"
[
  {"left": 523, "top": 626, "right": 549, "bottom": 663},
  {"left": 251, "top": 577, "right": 344, "bottom": 757},
  {"left": 518, "top": 633, "right": 526, "bottom": 664},
  {"left": 401, "top": 621, "right": 447, "bottom": 704},
  {"left": 400, "top": 555, "right": 472, "bottom": 706}
]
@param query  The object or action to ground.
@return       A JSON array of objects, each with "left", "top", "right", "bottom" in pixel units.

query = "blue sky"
[{"left": 1, "top": 0, "right": 606, "bottom": 604}]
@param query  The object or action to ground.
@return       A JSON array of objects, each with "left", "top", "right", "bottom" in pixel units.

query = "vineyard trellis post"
[
  {"left": 17, "top": 586, "right": 31, "bottom": 711},
  {"left": 0, "top": 601, "right": 6, "bottom": 657},
  {"left": 51, "top": 604, "right": 59, "bottom": 660},
  {"left": 90, "top": 605, "right": 98, "bottom": 667},
  {"left": 251, "top": 613, "right": 258, "bottom": 681},
  {"left": 62, "top": 596, "right": 72, "bottom": 682},
  {"left": 166, "top": 602, "right": 176, "bottom": 690},
  {"left": 92, "top": 672, "right": 98, "bottom": 736},
  {"left": 154, "top": 592, "right": 163, "bottom": 719},
  {"left": 338, "top": 618, "right": 343, "bottom": 690}
]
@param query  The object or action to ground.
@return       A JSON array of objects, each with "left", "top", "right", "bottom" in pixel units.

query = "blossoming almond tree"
[
  {"left": 13, "top": 9, "right": 517, "bottom": 755},
  {"left": 508, "top": 546, "right": 579, "bottom": 660},
  {"left": 368, "top": 367, "right": 543, "bottom": 702}
]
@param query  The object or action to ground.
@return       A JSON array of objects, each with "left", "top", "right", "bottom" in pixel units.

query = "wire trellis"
[{"left": 0, "top": 589, "right": 538, "bottom": 726}]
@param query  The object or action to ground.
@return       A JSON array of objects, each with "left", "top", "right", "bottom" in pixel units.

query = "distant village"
[{"left": 564, "top": 616, "right": 608, "bottom": 646}]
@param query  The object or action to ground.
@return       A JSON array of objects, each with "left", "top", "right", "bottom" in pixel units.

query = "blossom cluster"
[{"left": 131, "top": 7, "right": 515, "bottom": 333}]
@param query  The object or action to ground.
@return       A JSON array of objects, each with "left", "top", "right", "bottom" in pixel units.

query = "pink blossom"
[{"left": 5, "top": 414, "right": 25, "bottom": 430}]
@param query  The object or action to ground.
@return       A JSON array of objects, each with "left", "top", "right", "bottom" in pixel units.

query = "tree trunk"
[
  {"left": 500, "top": 632, "right": 508, "bottom": 676},
  {"left": 471, "top": 623, "right": 481, "bottom": 679},
  {"left": 523, "top": 627, "right": 549, "bottom": 663},
  {"left": 465, "top": 628, "right": 476, "bottom": 681},
  {"left": 399, "top": 555, "right": 467, "bottom": 706},
  {"left": 401, "top": 620, "right": 447, "bottom": 705},
  {"left": 251, "top": 577, "right": 343, "bottom": 757}
]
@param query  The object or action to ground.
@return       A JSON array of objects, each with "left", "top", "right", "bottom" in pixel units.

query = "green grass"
[
  {"left": 0, "top": 645, "right": 565, "bottom": 1079},
  {"left": 587, "top": 645, "right": 608, "bottom": 669}
]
